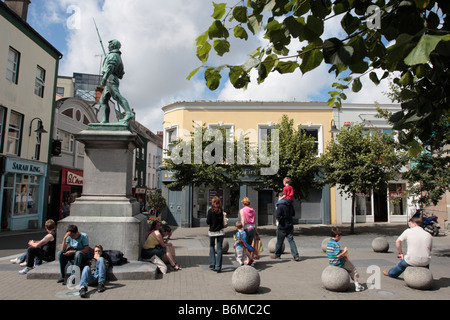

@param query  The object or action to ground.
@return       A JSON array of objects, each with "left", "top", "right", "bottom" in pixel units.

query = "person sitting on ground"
[
  {"left": 141, "top": 224, "right": 181, "bottom": 271},
  {"left": 16, "top": 219, "right": 57, "bottom": 274},
  {"left": 383, "top": 216, "right": 433, "bottom": 278},
  {"left": 79, "top": 245, "right": 109, "bottom": 298},
  {"left": 57, "top": 224, "right": 91, "bottom": 284},
  {"left": 326, "top": 227, "right": 365, "bottom": 292}
]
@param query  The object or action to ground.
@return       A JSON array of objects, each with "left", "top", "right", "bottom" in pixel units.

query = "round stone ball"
[
  {"left": 268, "top": 237, "right": 285, "bottom": 253},
  {"left": 215, "top": 240, "right": 229, "bottom": 254},
  {"left": 232, "top": 265, "right": 260, "bottom": 294},
  {"left": 321, "top": 266, "right": 350, "bottom": 292},
  {"left": 404, "top": 267, "right": 433, "bottom": 290},
  {"left": 372, "top": 237, "right": 389, "bottom": 253},
  {"left": 321, "top": 238, "right": 330, "bottom": 252}
]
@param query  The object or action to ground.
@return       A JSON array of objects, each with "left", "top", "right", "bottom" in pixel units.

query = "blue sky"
[{"left": 23, "top": 0, "right": 393, "bottom": 132}]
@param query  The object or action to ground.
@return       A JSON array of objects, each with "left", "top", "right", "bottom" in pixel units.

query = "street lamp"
[
  {"left": 329, "top": 119, "right": 339, "bottom": 137},
  {"left": 29, "top": 117, "right": 48, "bottom": 136}
]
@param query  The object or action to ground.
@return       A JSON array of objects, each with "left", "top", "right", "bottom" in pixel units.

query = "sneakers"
[
  {"left": 79, "top": 286, "right": 88, "bottom": 298},
  {"left": 10, "top": 258, "right": 21, "bottom": 264},
  {"left": 18, "top": 267, "right": 33, "bottom": 275},
  {"left": 355, "top": 283, "right": 365, "bottom": 292},
  {"left": 97, "top": 282, "right": 106, "bottom": 293}
]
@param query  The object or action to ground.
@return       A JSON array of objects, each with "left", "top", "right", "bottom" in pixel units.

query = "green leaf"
[
  {"left": 213, "top": 39, "right": 230, "bottom": 56},
  {"left": 300, "top": 46, "right": 323, "bottom": 74},
  {"left": 232, "top": 6, "right": 248, "bottom": 23},
  {"left": 212, "top": 2, "right": 226, "bottom": 19},
  {"left": 275, "top": 61, "right": 299, "bottom": 74},
  {"left": 234, "top": 26, "right": 248, "bottom": 40},
  {"left": 205, "top": 67, "right": 222, "bottom": 91},
  {"left": 404, "top": 34, "right": 450, "bottom": 66},
  {"left": 323, "top": 38, "right": 354, "bottom": 65},
  {"left": 208, "top": 20, "right": 229, "bottom": 39},
  {"left": 196, "top": 40, "right": 211, "bottom": 63},
  {"left": 248, "top": 13, "right": 263, "bottom": 34},
  {"left": 352, "top": 78, "right": 362, "bottom": 92},
  {"left": 369, "top": 72, "right": 380, "bottom": 85},
  {"left": 187, "top": 67, "right": 200, "bottom": 80}
]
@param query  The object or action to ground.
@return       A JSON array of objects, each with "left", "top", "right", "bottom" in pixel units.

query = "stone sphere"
[
  {"left": 321, "top": 238, "right": 330, "bottom": 252},
  {"left": 215, "top": 240, "right": 229, "bottom": 254},
  {"left": 268, "top": 237, "right": 285, "bottom": 253},
  {"left": 321, "top": 266, "right": 350, "bottom": 292},
  {"left": 372, "top": 237, "right": 389, "bottom": 253},
  {"left": 232, "top": 265, "right": 260, "bottom": 294},
  {"left": 404, "top": 267, "right": 433, "bottom": 290}
]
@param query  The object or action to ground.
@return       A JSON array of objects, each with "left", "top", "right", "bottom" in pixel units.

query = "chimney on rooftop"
[{"left": 4, "top": 0, "right": 31, "bottom": 21}]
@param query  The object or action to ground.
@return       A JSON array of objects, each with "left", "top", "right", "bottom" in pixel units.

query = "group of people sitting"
[{"left": 10, "top": 219, "right": 182, "bottom": 298}]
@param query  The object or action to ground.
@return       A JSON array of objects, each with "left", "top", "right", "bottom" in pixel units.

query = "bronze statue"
[{"left": 99, "top": 39, "right": 135, "bottom": 124}]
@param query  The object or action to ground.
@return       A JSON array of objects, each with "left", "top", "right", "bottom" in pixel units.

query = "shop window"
[
  {"left": 13, "top": 174, "right": 40, "bottom": 216},
  {"left": 389, "top": 184, "right": 406, "bottom": 215},
  {"left": 193, "top": 185, "right": 239, "bottom": 219},
  {"left": 34, "top": 66, "right": 46, "bottom": 98},
  {"left": 7, "top": 47, "right": 20, "bottom": 84},
  {"left": 7, "top": 111, "right": 23, "bottom": 156},
  {"left": 355, "top": 191, "right": 372, "bottom": 216}
]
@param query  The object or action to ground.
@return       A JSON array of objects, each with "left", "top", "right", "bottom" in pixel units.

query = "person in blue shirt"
[
  {"left": 234, "top": 221, "right": 254, "bottom": 266},
  {"left": 57, "top": 224, "right": 91, "bottom": 284},
  {"left": 326, "top": 227, "right": 365, "bottom": 292}
]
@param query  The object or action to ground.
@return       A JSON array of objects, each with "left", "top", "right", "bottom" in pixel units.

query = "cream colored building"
[
  {"left": 161, "top": 101, "right": 336, "bottom": 227},
  {"left": 0, "top": 0, "right": 62, "bottom": 231}
]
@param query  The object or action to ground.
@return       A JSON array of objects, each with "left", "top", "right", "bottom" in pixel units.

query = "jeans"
[
  {"left": 57, "top": 250, "right": 90, "bottom": 278},
  {"left": 209, "top": 235, "right": 224, "bottom": 271},
  {"left": 274, "top": 227, "right": 299, "bottom": 259},
  {"left": 26, "top": 247, "right": 46, "bottom": 268},
  {"left": 80, "top": 257, "right": 106, "bottom": 288},
  {"left": 244, "top": 228, "right": 256, "bottom": 248},
  {"left": 141, "top": 247, "right": 166, "bottom": 260},
  {"left": 388, "top": 259, "right": 430, "bottom": 278}
]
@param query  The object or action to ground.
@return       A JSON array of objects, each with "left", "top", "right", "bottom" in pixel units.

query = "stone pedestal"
[{"left": 57, "top": 126, "right": 147, "bottom": 261}]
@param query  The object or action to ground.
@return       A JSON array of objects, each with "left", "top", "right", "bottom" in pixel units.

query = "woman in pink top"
[{"left": 240, "top": 197, "right": 258, "bottom": 246}]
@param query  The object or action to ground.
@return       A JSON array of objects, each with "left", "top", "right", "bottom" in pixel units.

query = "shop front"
[
  {"left": 0, "top": 157, "right": 47, "bottom": 231},
  {"left": 59, "top": 168, "right": 83, "bottom": 219}
]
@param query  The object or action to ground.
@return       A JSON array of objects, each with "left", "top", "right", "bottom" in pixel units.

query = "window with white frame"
[
  {"left": 34, "top": 66, "right": 45, "bottom": 98},
  {"left": 57, "top": 129, "right": 74, "bottom": 153},
  {"left": 299, "top": 124, "right": 323, "bottom": 156},
  {"left": 7, "top": 47, "right": 20, "bottom": 84},
  {"left": 6, "top": 111, "right": 23, "bottom": 156},
  {"left": 164, "top": 126, "right": 178, "bottom": 157}
]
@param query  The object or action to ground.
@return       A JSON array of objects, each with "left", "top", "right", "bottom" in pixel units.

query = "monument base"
[{"left": 57, "top": 215, "right": 148, "bottom": 261}]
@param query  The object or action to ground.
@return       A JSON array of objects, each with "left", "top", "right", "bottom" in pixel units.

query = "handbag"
[
  {"left": 150, "top": 255, "right": 167, "bottom": 274},
  {"left": 251, "top": 236, "right": 262, "bottom": 260}
]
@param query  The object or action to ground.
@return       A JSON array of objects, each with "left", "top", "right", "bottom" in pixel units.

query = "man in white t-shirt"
[{"left": 383, "top": 217, "right": 433, "bottom": 278}]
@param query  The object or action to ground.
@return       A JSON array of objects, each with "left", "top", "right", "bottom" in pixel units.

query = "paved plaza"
[{"left": 0, "top": 223, "right": 449, "bottom": 304}]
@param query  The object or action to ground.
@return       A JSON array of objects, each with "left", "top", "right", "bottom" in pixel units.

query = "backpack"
[{"left": 103, "top": 250, "right": 127, "bottom": 266}]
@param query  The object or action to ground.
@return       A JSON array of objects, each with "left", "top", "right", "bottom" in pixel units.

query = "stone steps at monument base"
[{"left": 26, "top": 261, "right": 158, "bottom": 281}]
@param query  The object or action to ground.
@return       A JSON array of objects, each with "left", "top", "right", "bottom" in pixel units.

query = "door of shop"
[{"left": 167, "top": 188, "right": 183, "bottom": 226}]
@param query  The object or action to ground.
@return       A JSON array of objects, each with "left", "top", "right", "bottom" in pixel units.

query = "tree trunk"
[{"left": 350, "top": 194, "right": 356, "bottom": 234}]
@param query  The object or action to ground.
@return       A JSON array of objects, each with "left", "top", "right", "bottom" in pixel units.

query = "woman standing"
[
  {"left": 240, "top": 197, "right": 258, "bottom": 246},
  {"left": 207, "top": 196, "right": 225, "bottom": 273}
]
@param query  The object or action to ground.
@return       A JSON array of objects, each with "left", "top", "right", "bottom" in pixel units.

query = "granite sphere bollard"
[
  {"left": 321, "top": 266, "right": 350, "bottom": 292},
  {"left": 404, "top": 267, "right": 433, "bottom": 290},
  {"left": 232, "top": 265, "right": 260, "bottom": 294},
  {"left": 268, "top": 237, "right": 285, "bottom": 253},
  {"left": 215, "top": 240, "right": 229, "bottom": 254},
  {"left": 372, "top": 237, "right": 389, "bottom": 253}
]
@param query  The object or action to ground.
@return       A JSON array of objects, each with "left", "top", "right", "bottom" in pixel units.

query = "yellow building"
[
  {"left": 0, "top": 1, "right": 62, "bottom": 231},
  {"left": 161, "top": 101, "right": 336, "bottom": 227}
]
